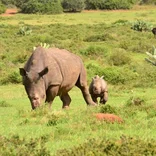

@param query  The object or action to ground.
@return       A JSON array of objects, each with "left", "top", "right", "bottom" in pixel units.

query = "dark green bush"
[
  {"left": 62, "top": 0, "right": 85, "bottom": 12},
  {"left": 139, "top": 0, "right": 156, "bottom": 4},
  {"left": 0, "top": 2, "right": 6, "bottom": 14},
  {"left": 56, "top": 136, "right": 156, "bottom": 156},
  {"left": 20, "top": 0, "right": 63, "bottom": 14},
  {"left": 85, "top": 0, "right": 136, "bottom": 10},
  {"left": 0, "top": 0, "right": 16, "bottom": 6}
]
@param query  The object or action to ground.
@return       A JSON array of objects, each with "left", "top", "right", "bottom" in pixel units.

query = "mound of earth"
[
  {"left": 1, "top": 9, "right": 17, "bottom": 16},
  {"left": 95, "top": 113, "right": 123, "bottom": 123}
]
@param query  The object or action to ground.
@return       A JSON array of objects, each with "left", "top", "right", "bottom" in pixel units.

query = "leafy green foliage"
[
  {"left": 17, "top": 25, "right": 32, "bottom": 36},
  {"left": 125, "top": 96, "right": 146, "bottom": 107},
  {"left": 108, "top": 49, "right": 131, "bottom": 66},
  {"left": 0, "top": 2, "right": 6, "bottom": 14},
  {"left": 100, "top": 104, "right": 117, "bottom": 114},
  {"left": 131, "top": 19, "right": 153, "bottom": 32},
  {"left": 139, "top": 0, "right": 156, "bottom": 4},
  {"left": 20, "top": 0, "right": 63, "bottom": 14},
  {"left": 62, "top": 0, "right": 85, "bottom": 12},
  {"left": 0, "top": 135, "right": 50, "bottom": 156},
  {"left": 56, "top": 136, "right": 156, "bottom": 156},
  {"left": 85, "top": 0, "right": 136, "bottom": 10}
]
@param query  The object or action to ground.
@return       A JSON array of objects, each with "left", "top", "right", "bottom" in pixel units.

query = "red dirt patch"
[
  {"left": 95, "top": 113, "right": 123, "bottom": 123},
  {"left": 1, "top": 9, "right": 17, "bottom": 17}
]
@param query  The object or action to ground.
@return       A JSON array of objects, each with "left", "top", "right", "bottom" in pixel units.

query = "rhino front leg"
[
  {"left": 60, "top": 93, "right": 71, "bottom": 109},
  {"left": 46, "top": 85, "right": 59, "bottom": 108}
]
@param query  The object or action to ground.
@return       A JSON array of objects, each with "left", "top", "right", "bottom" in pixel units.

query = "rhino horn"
[{"left": 39, "top": 67, "right": 48, "bottom": 77}]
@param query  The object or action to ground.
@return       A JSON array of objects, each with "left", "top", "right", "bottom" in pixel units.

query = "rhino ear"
[
  {"left": 39, "top": 67, "right": 48, "bottom": 77},
  {"left": 19, "top": 68, "right": 26, "bottom": 76},
  {"left": 101, "top": 76, "right": 104, "bottom": 79}
]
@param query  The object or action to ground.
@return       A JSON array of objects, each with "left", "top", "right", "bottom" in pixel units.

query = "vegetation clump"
[
  {"left": 62, "top": 0, "right": 85, "bottom": 12},
  {"left": 100, "top": 104, "right": 117, "bottom": 114},
  {"left": 0, "top": 2, "right": 6, "bottom": 14},
  {"left": 126, "top": 96, "right": 146, "bottom": 107},
  {"left": 0, "top": 135, "right": 50, "bottom": 156},
  {"left": 19, "top": 0, "right": 63, "bottom": 14},
  {"left": 131, "top": 19, "right": 153, "bottom": 32},
  {"left": 56, "top": 136, "right": 156, "bottom": 156}
]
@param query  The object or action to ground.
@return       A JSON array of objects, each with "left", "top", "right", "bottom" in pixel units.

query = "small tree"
[{"left": 62, "top": 0, "right": 85, "bottom": 12}]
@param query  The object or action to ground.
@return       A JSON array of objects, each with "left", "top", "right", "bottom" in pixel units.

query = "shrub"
[
  {"left": 84, "top": 33, "right": 114, "bottom": 42},
  {"left": 56, "top": 136, "right": 156, "bottom": 156},
  {"left": 100, "top": 104, "right": 117, "bottom": 114},
  {"left": 108, "top": 49, "right": 131, "bottom": 66},
  {"left": 17, "top": 25, "right": 32, "bottom": 36},
  {"left": 20, "top": 0, "right": 63, "bottom": 14},
  {"left": 0, "top": 2, "right": 6, "bottom": 14},
  {"left": 0, "top": 135, "right": 50, "bottom": 155},
  {"left": 125, "top": 96, "right": 146, "bottom": 107},
  {"left": 131, "top": 19, "right": 153, "bottom": 32},
  {"left": 62, "top": 0, "right": 85, "bottom": 12},
  {"left": 85, "top": 0, "right": 136, "bottom": 10},
  {"left": 139, "top": 0, "right": 156, "bottom": 4},
  {"left": 80, "top": 45, "right": 108, "bottom": 56}
]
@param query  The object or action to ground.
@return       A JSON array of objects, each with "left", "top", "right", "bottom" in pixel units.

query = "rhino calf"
[
  {"left": 19, "top": 46, "right": 97, "bottom": 109},
  {"left": 89, "top": 75, "right": 108, "bottom": 104}
]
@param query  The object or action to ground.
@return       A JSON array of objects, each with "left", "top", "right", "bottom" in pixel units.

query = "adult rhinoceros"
[{"left": 19, "top": 46, "right": 97, "bottom": 109}]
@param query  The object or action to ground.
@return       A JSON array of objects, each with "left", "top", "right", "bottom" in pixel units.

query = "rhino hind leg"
[
  {"left": 76, "top": 80, "right": 97, "bottom": 106},
  {"left": 60, "top": 93, "right": 71, "bottom": 109}
]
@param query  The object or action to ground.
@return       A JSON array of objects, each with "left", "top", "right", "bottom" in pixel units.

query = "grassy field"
[{"left": 1, "top": 5, "right": 156, "bottom": 155}]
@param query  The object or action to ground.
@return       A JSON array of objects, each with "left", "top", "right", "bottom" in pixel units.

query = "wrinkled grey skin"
[
  {"left": 19, "top": 47, "right": 97, "bottom": 109},
  {"left": 89, "top": 75, "right": 108, "bottom": 104}
]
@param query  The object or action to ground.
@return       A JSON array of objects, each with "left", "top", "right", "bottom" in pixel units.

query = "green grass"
[
  {"left": 1, "top": 5, "right": 156, "bottom": 155},
  {"left": 0, "top": 85, "right": 156, "bottom": 155}
]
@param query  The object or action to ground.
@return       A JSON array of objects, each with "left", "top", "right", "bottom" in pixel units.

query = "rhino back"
[{"left": 47, "top": 48, "right": 83, "bottom": 88}]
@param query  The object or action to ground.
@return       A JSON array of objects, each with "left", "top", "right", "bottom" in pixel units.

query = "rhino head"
[
  {"left": 92, "top": 75, "right": 103, "bottom": 94},
  {"left": 19, "top": 67, "right": 48, "bottom": 109},
  {"left": 92, "top": 75, "right": 108, "bottom": 104}
]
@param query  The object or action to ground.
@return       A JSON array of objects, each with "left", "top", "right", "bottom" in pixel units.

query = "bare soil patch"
[
  {"left": 1, "top": 9, "right": 17, "bottom": 17},
  {"left": 95, "top": 113, "right": 123, "bottom": 123}
]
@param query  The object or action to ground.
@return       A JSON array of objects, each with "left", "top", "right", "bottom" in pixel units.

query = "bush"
[
  {"left": 0, "top": 135, "right": 50, "bottom": 155},
  {"left": 62, "top": 0, "right": 85, "bottom": 12},
  {"left": 56, "top": 136, "right": 156, "bottom": 156},
  {"left": 131, "top": 19, "right": 153, "bottom": 32},
  {"left": 85, "top": 0, "right": 136, "bottom": 10},
  {"left": 126, "top": 96, "right": 146, "bottom": 107},
  {"left": 139, "top": 0, "right": 156, "bottom": 4},
  {"left": 20, "top": 0, "right": 63, "bottom": 14},
  {"left": 0, "top": 2, "right": 6, "bottom": 14},
  {"left": 108, "top": 49, "right": 131, "bottom": 66}
]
